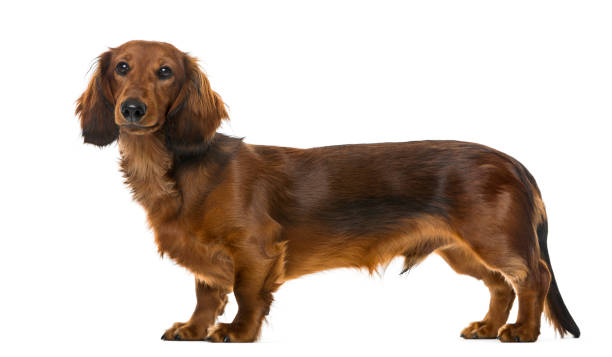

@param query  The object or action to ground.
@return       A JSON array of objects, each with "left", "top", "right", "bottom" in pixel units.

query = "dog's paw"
[
  {"left": 204, "top": 323, "right": 234, "bottom": 342},
  {"left": 497, "top": 323, "right": 539, "bottom": 342},
  {"left": 460, "top": 320, "right": 500, "bottom": 339},
  {"left": 204, "top": 323, "right": 256, "bottom": 343},
  {"left": 161, "top": 321, "right": 208, "bottom": 341}
]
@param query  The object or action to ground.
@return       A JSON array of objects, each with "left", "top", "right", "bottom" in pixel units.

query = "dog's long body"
[{"left": 77, "top": 40, "right": 579, "bottom": 343}]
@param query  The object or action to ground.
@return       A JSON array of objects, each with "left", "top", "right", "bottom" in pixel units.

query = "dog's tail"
[{"left": 537, "top": 218, "right": 580, "bottom": 338}]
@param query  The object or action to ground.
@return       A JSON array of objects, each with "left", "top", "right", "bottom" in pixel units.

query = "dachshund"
[{"left": 76, "top": 40, "right": 579, "bottom": 343}]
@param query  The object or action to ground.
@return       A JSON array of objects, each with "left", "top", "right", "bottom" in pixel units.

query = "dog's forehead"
[{"left": 114, "top": 41, "right": 182, "bottom": 65}]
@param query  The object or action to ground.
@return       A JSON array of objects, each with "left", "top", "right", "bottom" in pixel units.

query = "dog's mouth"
[{"left": 120, "top": 123, "right": 160, "bottom": 134}]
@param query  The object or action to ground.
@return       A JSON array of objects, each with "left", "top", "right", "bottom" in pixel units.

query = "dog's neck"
[
  {"left": 118, "top": 132, "right": 180, "bottom": 221},
  {"left": 117, "top": 131, "right": 243, "bottom": 225}
]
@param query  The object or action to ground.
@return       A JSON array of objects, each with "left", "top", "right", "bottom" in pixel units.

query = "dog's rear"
[{"left": 513, "top": 160, "right": 580, "bottom": 338}]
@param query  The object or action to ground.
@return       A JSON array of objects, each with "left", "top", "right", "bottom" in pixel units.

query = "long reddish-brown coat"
[{"left": 76, "top": 40, "right": 579, "bottom": 343}]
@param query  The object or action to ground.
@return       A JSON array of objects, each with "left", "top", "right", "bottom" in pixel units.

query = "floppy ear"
[
  {"left": 75, "top": 51, "right": 118, "bottom": 147},
  {"left": 165, "top": 55, "right": 228, "bottom": 155}
]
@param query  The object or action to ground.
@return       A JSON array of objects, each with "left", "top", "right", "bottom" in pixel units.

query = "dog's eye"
[
  {"left": 116, "top": 62, "right": 130, "bottom": 75},
  {"left": 158, "top": 66, "right": 173, "bottom": 79}
]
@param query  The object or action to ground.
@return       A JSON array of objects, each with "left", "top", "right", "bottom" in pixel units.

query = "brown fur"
[{"left": 76, "top": 40, "right": 579, "bottom": 342}]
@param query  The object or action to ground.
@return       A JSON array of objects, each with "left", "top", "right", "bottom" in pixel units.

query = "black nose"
[{"left": 120, "top": 98, "right": 147, "bottom": 122}]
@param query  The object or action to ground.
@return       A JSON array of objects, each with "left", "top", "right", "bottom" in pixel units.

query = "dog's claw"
[
  {"left": 460, "top": 333, "right": 466, "bottom": 338},
  {"left": 161, "top": 334, "right": 166, "bottom": 340},
  {"left": 472, "top": 333, "right": 479, "bottom": 339},
  {"left": 223, "top": 336, "right": 231, "bottom": 342},
  {"left": 204, "top": 337, "right": 212, "bottom": 342},
  {"left": 174, "top": 334, "right": 181, "bottom": 341},
  {"left": 514, "top": 336, "right": 520, "bottom": 342}
]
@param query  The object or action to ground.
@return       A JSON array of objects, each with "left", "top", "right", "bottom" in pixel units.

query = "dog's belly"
[{"left": 280, "top": 214, "right": 457, "bottom": 281}]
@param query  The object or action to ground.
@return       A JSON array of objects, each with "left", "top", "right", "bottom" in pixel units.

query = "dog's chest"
[{"left": 153, "top": 222, "right": 235, "bottom": 290}]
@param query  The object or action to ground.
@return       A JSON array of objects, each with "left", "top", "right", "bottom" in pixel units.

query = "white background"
[{"left": 1, "top": 1, "right": 610, "bottom": 356}]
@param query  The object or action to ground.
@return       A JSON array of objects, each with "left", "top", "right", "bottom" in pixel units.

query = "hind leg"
[
  {"left": 458, "top": 225, "right": 552, "bottom": 342},
  {"left": 438, "top": 246, "right": 515, "bottom": 339},
  {"left": 496, "top": 259, "right": 551, "bottom": 342}
]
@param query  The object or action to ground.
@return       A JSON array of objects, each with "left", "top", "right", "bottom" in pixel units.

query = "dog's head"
[{"left": 76, "top": 40, "right": 227, "bottom": 153}]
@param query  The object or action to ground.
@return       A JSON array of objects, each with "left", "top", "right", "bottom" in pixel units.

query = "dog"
[{"left": 76, "top": 40, "right": 579, "bottom": 342}]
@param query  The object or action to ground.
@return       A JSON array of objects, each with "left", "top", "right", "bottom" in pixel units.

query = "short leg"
[
  {"left": 205, "top": 271, "right": 275, "bottom": 342},
  {"left": 497, "top": 260, "right": 550, "bottom": 342},
  {"left": 162, "top": 279, "right": 229, "bottom": 341},
  {"left": 205, "top": 237, "right": 286, "bottom": 343},
  {"left": 438, "top": 246, "right": 516, "bottom": 339},
  {"left": 457, "top": 226, "right": 551, "bottom": 342}
]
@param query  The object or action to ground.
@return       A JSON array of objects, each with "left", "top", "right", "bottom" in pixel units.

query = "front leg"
[
  {"left": 206, "top": 240, "right": 286, "bottom": 343},
  {"left": 162, "top": 279, "right": 229, "bottom": 341},
  {"left": 205, "top": 275, "right": 273, "bottom": 343}
]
